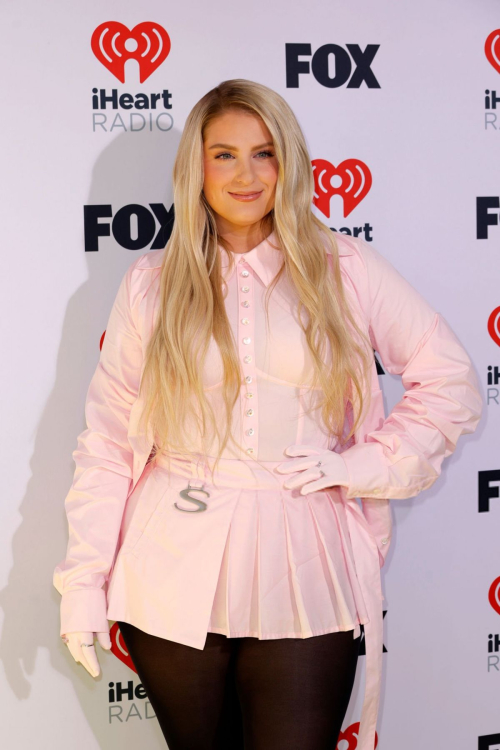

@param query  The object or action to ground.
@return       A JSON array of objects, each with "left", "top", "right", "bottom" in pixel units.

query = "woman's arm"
[
  {"left": 53, "top": 257, "right": 144, "bottom": 635},
  {"left": 339, "top": 240, "right": 483, "bottom": 500}
]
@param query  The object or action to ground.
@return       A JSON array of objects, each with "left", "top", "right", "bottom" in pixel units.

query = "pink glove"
[
  {"left": 275, "top": 444, "right": 350, "bottom": 495},
  {"left": 61, "top": 630, "right": 112, "bottom": 678}
]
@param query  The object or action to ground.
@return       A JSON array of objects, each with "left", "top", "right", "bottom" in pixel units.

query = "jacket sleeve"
[
  {"left": 53, "top": 258, "right": 144, "bottom": 635},
  {"left": 338, "top": 240, "right": 483, "bottom": 500}
]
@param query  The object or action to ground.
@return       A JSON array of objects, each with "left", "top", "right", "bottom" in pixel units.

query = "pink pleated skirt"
[{"left": 152, "top": 452, "right": 369, "bottom": 642}]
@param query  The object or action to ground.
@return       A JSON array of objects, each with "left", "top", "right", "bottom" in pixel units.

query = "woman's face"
[{"left": 202, "top": 110, "right": 278, "bottom": 239}]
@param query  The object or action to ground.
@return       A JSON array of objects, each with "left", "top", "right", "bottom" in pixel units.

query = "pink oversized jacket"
[{"left": 53, "top": 232, "right": 482, "bottom": 750}]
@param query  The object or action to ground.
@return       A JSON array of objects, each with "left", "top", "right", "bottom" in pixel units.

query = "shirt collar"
[
  {"left": 219, "top": 231, "right": 284, "bottom": 287},
  {"left": 218, "top": 229, "right": 353, "bottom": 287}
]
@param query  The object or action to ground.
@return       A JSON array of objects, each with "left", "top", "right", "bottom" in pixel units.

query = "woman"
[{"left": 54, "top": 79, "right": 482, "bottom": 749}]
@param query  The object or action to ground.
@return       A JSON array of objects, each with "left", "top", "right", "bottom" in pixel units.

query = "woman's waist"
[{"left": 153, "top": 450, "right": 300, "bottom": 490}]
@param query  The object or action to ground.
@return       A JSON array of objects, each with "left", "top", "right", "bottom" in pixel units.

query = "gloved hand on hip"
[{"left": 275, "top": 444, "right": 350, "bottom": 495}]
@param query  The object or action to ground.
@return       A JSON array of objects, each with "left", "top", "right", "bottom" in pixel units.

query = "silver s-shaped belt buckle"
[{"left": 174, "top": 479, "right": 210, "bottom": 513}]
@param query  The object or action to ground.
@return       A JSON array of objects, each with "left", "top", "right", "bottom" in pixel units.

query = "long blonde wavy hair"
[{"left": 137, "top": 79, "right": 374, "bottom": 479}]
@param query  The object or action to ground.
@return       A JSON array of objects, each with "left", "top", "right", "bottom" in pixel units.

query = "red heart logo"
[
  {"left": 485, "top": 29, "right": 500, "bottom": 75},
  {"left": 487, "top": 307, "right": 500, "bottom": 348},
  {"left": 91, "top": 21, "right": 171, "bottom": 83},
  {"left": 489, "top": 577, "right": 500, "bottom": 616},
  {"left": 336, "top": 722, "right": 378, "bottom": 749},
  {"left": 311, "top": 159, "right": 372, "bottom": 218},
  {"left": 109, "top": 622, "right": 138, "bottom": 673}
]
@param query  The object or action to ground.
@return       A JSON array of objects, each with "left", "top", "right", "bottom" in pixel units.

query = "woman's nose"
[{"left": 234, "top": 160, "right": 256, "bottom": 182}]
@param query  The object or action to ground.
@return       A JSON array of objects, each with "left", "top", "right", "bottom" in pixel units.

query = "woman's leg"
[
  {"left": 234, "top": 628, "right": 361, "bottom": 750},
  {"left": 117, "top": 622, "right": 245, "bottom": 749}
]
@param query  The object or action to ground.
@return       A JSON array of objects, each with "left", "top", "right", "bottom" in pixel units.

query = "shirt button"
[
  {"left": 247, "top": 428, "right": 255, "bottom": 436},
  {"left": 241, "top": 286, "right": 250, "bottom": 292},
  {"left": 381, "top": 538, "right": 389, "bottom": 545},
  {"left": 245, "top": 392, "right": 254, "bottom": 398},
  {"left": 243, "top": 355, "right": 252, "bottom": 363},
  {"left": 243, "top": 337, "right": 251, "bottom": 344},
  {"left": 246, "top": 447, "right": 254, "bottom": 454},
  {"left": 246, "top": 409, "right": 254, "bottom": 416},
  {"left": 241, "top": 270, "right": 250, "bottom": 277},
  {"left": 241, "top": 318, "right": 250, "bottom": 325},
  {"left": 242, "top": 301, "right": 250, "bottom": 308},
  {"left": 245, "top": 376, "right": 252, "bottom": 383}
]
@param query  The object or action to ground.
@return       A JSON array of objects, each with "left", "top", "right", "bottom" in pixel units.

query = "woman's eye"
[{"left": 215, "top": 151, "right": 274, "bottom": 160}]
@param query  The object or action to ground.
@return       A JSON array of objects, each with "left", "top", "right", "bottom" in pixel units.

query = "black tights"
[{"left": 117, "top": 621, "right": 361, "bottom": 750}]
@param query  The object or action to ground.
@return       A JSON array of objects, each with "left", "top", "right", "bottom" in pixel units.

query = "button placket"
[{"left": 238, "top": 258, "right": 258, "bottom": 456}]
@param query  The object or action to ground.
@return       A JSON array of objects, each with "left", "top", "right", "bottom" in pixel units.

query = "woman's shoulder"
[
  {"left": 328, "top": 231, "right": 373, "bottom": 292},
  {"left": 333, "top": 232, "right": 406, "bottom": 295},
  {"left": 333, "top": 231, "right": 381, "bottom": 268},
  {"left": 119, "top": 249, "right": 164, "bottom": 326},
  {"left": 132, "top": 248, "right": 165, "bottom": 271},
  {"left": 126, "top": 248, "right": 164, "bottom": 296}
]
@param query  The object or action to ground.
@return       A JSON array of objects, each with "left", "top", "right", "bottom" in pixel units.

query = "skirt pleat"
[
  {"left": 280, "top": 489, "right": 313, "bottom": 636},
  {"left": 207, "top": 485, "right": 369, "bottom": 639},
  {"left": 324, "top": 491, "right": 370, "bottom": 625},
  {"left": 305, "top": 496, "right": 358, "bottom": 628}
]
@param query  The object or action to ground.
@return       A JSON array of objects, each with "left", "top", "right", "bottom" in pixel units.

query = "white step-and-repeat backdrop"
[{"left": 1, "top": 1, "right": 498, "bottom": 747}]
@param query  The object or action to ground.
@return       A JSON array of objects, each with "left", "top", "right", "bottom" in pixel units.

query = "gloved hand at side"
[{"left": 61, "top": 630, "right": 112, "bottom": 678}]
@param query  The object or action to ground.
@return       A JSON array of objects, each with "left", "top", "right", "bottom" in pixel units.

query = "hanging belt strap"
[{"left": 345, "top": 501, "right": 384, "bottom": 749}]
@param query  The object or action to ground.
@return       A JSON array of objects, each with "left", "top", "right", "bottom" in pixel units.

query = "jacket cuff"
[
  {"left": 60, "top": 588, "right": 109, "bottom": 636},
  {"left": 338, "top": 443, "right": 390, "bottom": 499}
]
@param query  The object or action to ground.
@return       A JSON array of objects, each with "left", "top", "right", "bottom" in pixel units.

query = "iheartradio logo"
[
  {"left": 488, "top": 307, "right": 500, "bottom": 347},
  {"left": 110, "top": 622, "right": 138, "bottom": 673},
  {"left": 91, "top": 21, "right": 171, "bottom": 83},
  {"left": 336, "top": 722, "right": 379, "bottom": 749},
  {"left": 485, "top": 29, "right": 500, "bottom": 75},
  {"left": 489, "top": 577, "right": 500, "bottom": 616},
  {"left": 312, "top": 159, "right": 372, "bottom": 218}
]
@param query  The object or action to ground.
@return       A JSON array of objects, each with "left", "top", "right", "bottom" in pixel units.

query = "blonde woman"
[{"left": 54, "top": 79, "right": 482, "bottom": 749}]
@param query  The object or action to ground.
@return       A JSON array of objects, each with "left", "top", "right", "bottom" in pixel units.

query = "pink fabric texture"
[{"left": 53, "top": 230, "right": 482, "bottom": 749}]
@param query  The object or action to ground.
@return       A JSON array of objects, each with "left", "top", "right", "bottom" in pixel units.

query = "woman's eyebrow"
[{"left": 207, "top": 141, "right": 274, "bottom": 150}]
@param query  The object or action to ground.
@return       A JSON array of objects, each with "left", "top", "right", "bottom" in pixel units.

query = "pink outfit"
[{"left": 53, "top": 230, "right": 482, "bottom": 750}]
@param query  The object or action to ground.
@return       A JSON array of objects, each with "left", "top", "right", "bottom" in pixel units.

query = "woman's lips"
[{"left": 228, "top": 191, "right": 263, "bottom": 202}]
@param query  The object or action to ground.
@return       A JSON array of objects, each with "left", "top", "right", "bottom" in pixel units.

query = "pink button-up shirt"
[{"left": 53, "top": 230, "right": 482, "bottom": 749}]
